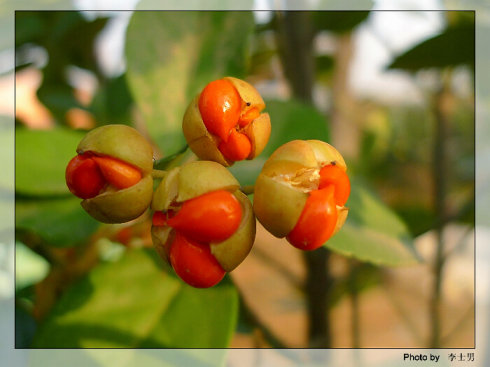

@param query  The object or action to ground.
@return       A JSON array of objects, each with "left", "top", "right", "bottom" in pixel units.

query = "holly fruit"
[
  {"left": 253, "top": 140, "right": 350, "bottom": 251},
  {"left": 182, "top": 77, "right": 271, "bottom": 166},
  {"left": 65, "top": 124, "right": 154, "bottom": 223},
  {"left": 151, "top": 161, "right": 256, "bottom": 288}
]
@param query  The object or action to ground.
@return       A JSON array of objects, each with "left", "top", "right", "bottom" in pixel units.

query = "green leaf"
[
  {"left": 228, "top": 158, "right": 266, "bottom": 188},
  {"left": 387, "top": 23, "right": 474, "bottom": 71},
  {"left": 89, "top": 73, "right": 134, "bottom": 126},
  {"left": 325, "top": 184, "right": 419, "bottom": 266},
  {"left": 36, "top": 81, "right": 85, "bottom": 114},
  {"left": 32, "top": 249, "right": 238, "bottom": 348},
  {"left": 313, "top": 11, "right": 370, "bottom": 34},
  {"left": 264, "top": 99, "right": 330, "bottom": 156},
  {"left": 16, "top": 197, "right": 100, "bottom": 247},
  {"left": 15, "top": 304, "right": 38, "bottom": 348},
  {"left": 229, "top": 99, "right": 329, "bottom": 186},
  {"left": 15, "top": 12, "right": 46, "bottom": 47},
  {"left": 15, "top": 127, "right": 84, "bottom": 196},
  {"left": 328, "top": 262, "right": 381, "bottom": 307},
  {"left": 16, "top": 12, "right": 108, "bottom": 71},
  {"left": 316, "top": 55, "right": 335, "bottom": 81},
  {"left": 125, "top": 11, "right": 254, "bottom": 156}
]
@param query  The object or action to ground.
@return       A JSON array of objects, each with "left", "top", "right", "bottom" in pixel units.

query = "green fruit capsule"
[
  {"left": 151, "top": 161, "right": 256, "bottom": 280},
  {"left": 66, "top": 124, "right": 154, "bottom": 224}
]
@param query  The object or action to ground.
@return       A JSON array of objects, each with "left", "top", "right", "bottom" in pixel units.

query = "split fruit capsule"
[
  {"left": 182, "top": 77, "right": 271, "bottom": 166},
  {"left": 253, "top": 140, "right": 350, "bottom": 251},
  {"left": 65, "top": 124, "right": 154, "bottom": 223},
  {"left": 151, "top": 161, "right": 256, "bottom": 288}
]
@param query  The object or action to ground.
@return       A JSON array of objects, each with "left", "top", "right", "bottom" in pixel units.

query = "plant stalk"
[
  {"left": 429, "top": 70, "right": 453, "bottom": 348},
  {"left": 275, "top": 10, "right": 334, "bottom": 348}
]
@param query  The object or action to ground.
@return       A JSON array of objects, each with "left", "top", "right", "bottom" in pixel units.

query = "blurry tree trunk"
[
  {"left": 429, "top": 70, "right": 453, "bottom": 348},
  {"left": 331, "top": 31, "right": 360, "bottom": 160},
  {"left": 275, "top": 11, "right": 314, "bottom": 103},
  {"left": 330, "top": 30, "right": 363, "bottom": 349},
  {"left": 275, "top": 11, "right": 333, "bottom": 348}
]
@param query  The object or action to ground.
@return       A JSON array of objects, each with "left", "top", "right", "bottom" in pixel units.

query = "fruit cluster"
[{"left": 66, "top": 77, "right": 350, "bottom": 288}]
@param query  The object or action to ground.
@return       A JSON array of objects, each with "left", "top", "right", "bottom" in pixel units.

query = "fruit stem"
[
  {"left": 153, "top": 145, "right": 189, "bottom": 170},
  {"left": 151, "top": 169, "right": 167, "bottom": 179},
  {"left": 240, "top": 185, "right": 255, "bottom": 195}
]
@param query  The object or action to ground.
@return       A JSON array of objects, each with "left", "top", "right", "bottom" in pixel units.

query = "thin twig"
[
  {"left": 235, "top": 286, "right": 288, "bottom": 348},
  {"left": 440, "top": 303, "right": 474, "bottom": 345},
  {"left": 382, "top": 283, "right": 425, "bottom": 345},
  {"left": 252, "top": 246, "right": 303, "bottom": 290}
]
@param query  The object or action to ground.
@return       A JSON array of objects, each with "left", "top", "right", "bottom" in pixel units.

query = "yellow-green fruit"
[
  {"left": 77, "top": 124, "right": 153, "bottom": 174},
  {"left": 77, "top": 124, "right": 154, "bottom": 223},
  {"left": 254, "top": 140, "right": 349, "bottom": 239},
  {"left": 151, "top": 161, "right": 255, "bottom": 271},
  {"left": 82, "top": 175, "right": 153, "bottom": 223},
  {"left": 152, "top": 161, "right": 240, "bottom": 211},
  {"left": 182, "top": 77, "right": 271, "bottom": 166},
  {"left": 210, "top": 190, "right": 256, "bottom": 272}
]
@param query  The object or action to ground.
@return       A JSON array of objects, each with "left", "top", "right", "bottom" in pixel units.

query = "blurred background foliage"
[{"left": 14, "top": 7, "right": 474, "bottom": 351}]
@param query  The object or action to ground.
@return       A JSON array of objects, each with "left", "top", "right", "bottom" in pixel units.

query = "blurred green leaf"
[
  {"left": 32, "top": 249, "right": 238, "bottom": 348},
  {"left": 325, "top": 184, "right": 419, "bottom": 266},
  {"left": 387, "top": 23, "right": 474, "bottom": 71},
  {"left": 316, "top": 55, "right": 335, "bottom": 81},
  {"left": 15, "top": 304, "right": 37, "bottom": 349},
  {"left": 15, "top": 127, "right": 84, "bottom": 196},
  {"left": 328, "top": 262, "right": 381, "bottom": 307},
  {"left": 16, "top": 197, "right": 100, "bottom": 247},
  {"left": 16, "top": 12, "right": 108, "bottom": 72},
  {"left": 16, "top": 12, "right": 109, "bottom": 124},
  {"left": 89, "top": 73, "right": 134, "bottom": 125},
  {"left": 229, "top": 99, "right": 329, "bottom": 186},
  {"left": 15, "top": 12, "right": 47, "bottom": 47},
  {"left": 125, "top": 11, "right": 254, "bottom": 156},
  {"left": 228, "top": 158, "right": 266, "bottom": 188},
  {"left": 248, "top": 48, "right": 277, "bottom": 76},
  {"left": 264, "top": 99, "right": 330, "bottom": 155},
  {"left": 313, "top": 11, "right": 370, "bottom": 34},
  {"left": 36, "top": 82, "right": 85, "bottom": 113},
  {"left": 396, "top": 206, "right": 435, "bottom": 237}
]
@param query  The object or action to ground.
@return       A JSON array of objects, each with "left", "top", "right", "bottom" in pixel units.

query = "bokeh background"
[{"left": 1, "top": 0, "right": 487, "bottom": 366}]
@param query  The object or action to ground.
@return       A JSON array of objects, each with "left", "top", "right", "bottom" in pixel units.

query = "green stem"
[
  {"left": 303, "top": 248, "right": 332, "bottom": 348},
  {"left": 275, "top": 10, "right": 334, "bottom": 348},
  {"left": 153, "top": 145, "right": 189, "bottom": 170},
  {"left": 236, "top": 286, "right": 288, "bottom": 348},
  {"left": 429, "top": 70, "right": 452, "bottom": 348},
  {"left": 151, "top": 169, "right": 167, "bottom": 179},
  {"left": 240, "top": 185, "right": 255, "bottom": 196}
]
